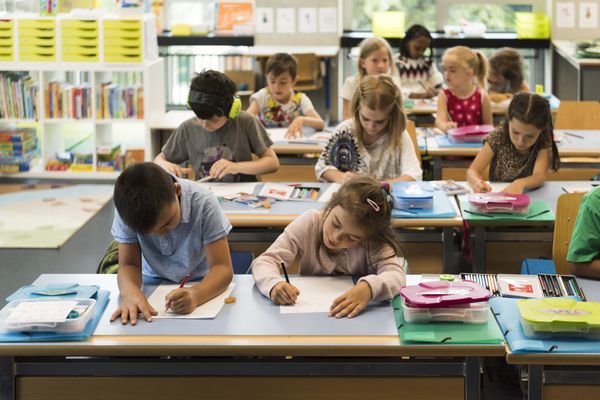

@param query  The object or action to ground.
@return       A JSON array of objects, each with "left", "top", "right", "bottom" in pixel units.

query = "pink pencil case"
[
  {"left": 467, "top": 192, "right": 531, "bottom": 214},
  {"left": 448, "top": 124, "right": 494, "bottom": 143},
  {"left": 400, "top": 281, "right": 491, "bottom": 308}
]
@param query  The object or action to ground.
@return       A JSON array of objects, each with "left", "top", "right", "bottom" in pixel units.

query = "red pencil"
[{"left": 178, "top": 273, "right": 191, "bottom": 288}]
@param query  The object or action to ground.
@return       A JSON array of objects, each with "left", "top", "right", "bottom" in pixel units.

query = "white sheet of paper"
[
  {"left": 579, "top": 2, "right": 598, "bottom": 28},
  {"left": 298, "top": 7, "right": 318, "bottom": 33},
  {"left": 255, "top": 7, "right": 274, "bottom": 33},
  {"left": 267, "top": 127, "right": 288, "bottom": 142},
  {"left": 556, "top": 2, "right": 575, "bottom": 28},
  {"left": 7, "top": 300, "right": 78, "bottom": 324},
  {"left": 318, "top": 7, "right": 337, "bottom": 33},
  {"left": 280, "top": 276, "right": 354, "bottom": 314},
  {"left": 318, "top": 183, "right": 340, "bottom": 203},
  {"left": 562, "top": 184, "right": 594, "bottom": 193},
  {"left": 149, "top": 283, "right": 236, "bottom": 319},
  {"left": 276, "top": 8, "right": 296, "bottom": 34},
  {"left": 197, "top": 182, "right": 257, "bottom": 198}
]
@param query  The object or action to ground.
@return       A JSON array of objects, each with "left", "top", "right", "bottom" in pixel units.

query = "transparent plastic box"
[
  {"left": 402, "top": 297, "right": 490, "bottom": 324},
  {"left": 0, "top": 298, "right": 95, "bottom": 333},
  {"left": 518, "top": 298, "right": 600, "bottom": 339}
]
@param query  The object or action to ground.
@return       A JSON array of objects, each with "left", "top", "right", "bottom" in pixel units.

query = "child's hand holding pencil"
[
  {"left": 269, "top": 262, "right": 300, "bottom": 305},
  {"left": 165, "top": 273, "right": 195, "bottom": 314}
]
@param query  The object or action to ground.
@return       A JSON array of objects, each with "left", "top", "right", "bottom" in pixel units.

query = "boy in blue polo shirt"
[{"left": 110, "top": 162, "right": 233, "bottom": 325}]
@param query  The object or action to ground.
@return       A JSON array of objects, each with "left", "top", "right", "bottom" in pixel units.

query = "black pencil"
[{"left": 280, "top": 261, "right": 290, "bottom": 284}]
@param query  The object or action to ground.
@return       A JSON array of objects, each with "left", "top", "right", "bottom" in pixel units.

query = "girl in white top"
[
  {"left": 252, "top": 177, "right": 406, "bottom": 318},
  {"left": 341, "top": 36, "right": 401, "bottom": 120},
  {"left": 316, "top": 74, "right": 422, "bottom": 184},
  {"left": 396, "top": 24, "right": 443, "bottom": 99}
]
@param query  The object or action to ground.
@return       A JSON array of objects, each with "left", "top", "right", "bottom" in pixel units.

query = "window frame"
[{"left": 343, "top": 0, "right": 547, "bottom": 31}]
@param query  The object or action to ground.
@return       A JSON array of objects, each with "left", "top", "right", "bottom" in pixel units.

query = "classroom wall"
[
  {"left": 254, "top": 0, "right": 340, "bottom": 46},
  {"left": 551, "top": 0, "right": 600, "bottom": 39}
]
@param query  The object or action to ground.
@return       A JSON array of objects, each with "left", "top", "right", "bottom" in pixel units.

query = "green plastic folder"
[
  {"left": 460, "top": 200, "right": 555, "bottom": 222},
  {"left": 392, "top": 296, "right": 505, "bottom": 344}
]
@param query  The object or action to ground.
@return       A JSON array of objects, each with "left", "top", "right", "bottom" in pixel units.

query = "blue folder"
[
  {"left": 0, "top": 290, "right": 110, "bottom": 342},
  {"left": 491, "top": 297, "right": 600, "bottom": 354},
  {"left": 435, "top": 135, "right": 483, "bottom": 148},
  {"left": 391, "top": 182, "right": 457, "bottom": 219}
]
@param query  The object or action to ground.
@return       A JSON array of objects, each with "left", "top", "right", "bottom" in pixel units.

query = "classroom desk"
[
  {"left": 404, "top": 96, "right": 559, "bottom": 117},
  {"left": 0, "top": 274, "right": 504, "bottom": 400},
  {"left": 217, "top": 182, "right": 462, "bottom": 271},
  {"left": 505, "top": 277, "right": 600, "bottom": 400},
  {"left": 458, "top": 181, "right": 600, "bottom": 273},
  {"left": 425, "top": 129, "right": 600, "bottom": 180}
]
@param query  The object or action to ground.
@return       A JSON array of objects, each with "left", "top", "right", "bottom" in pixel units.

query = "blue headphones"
[{"left": 188, "top": 90, "right": 242, "bottom": 119}]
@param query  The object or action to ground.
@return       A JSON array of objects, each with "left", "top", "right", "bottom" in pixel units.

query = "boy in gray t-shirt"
[{"left": 155, "top": 70, "right": 279, "bottom": 182}]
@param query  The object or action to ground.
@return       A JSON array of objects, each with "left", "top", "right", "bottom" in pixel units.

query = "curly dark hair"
[{"left": 189, "top": 70, "right": 238, "bottom": 119}]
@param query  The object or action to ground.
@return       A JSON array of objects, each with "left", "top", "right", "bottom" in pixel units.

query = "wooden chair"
[
  {"left": 293, "top": 53, "right": 322, "bottom": 92},
  {"left": 405, "top": 119, "right": 421, "bottom": 164},
  {"left": 552, "top": 192, "right": 586, "bottom": 274},
  {"left": 553, "top": 101, "right": 600, "bottom": 180},
  {"left": 555, "top": 101, "right": 600, "bottom": 129}
]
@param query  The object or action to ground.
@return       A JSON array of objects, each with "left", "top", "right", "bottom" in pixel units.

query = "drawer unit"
[
  {"left": 0, "top": 19, "right": 13, "bottom": 61},
  {"left": 60, "top": 19, "right": 99, "bottom": 62},
  {"left": 103, "top": 19, "right": 142, "bottom": 62},
  {"left": 18, "top": 19, "right": 56, "bottom": 62}
]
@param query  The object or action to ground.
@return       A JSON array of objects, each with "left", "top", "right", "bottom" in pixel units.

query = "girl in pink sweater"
[{"left": 251, "top": 177, "right": 406, "bottom": 318}]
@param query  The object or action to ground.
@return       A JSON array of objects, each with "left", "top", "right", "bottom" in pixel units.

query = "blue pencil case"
[{"left": 6, "top": 283, "right": 99, "bottom": 302}]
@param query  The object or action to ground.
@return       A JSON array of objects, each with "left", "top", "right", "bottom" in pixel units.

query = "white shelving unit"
[
  {"left": 0, "top": 13, "right": 162, "bottom": 180},
  {"left": 0, "top": 58, "right": 164, "bottom": 179}
]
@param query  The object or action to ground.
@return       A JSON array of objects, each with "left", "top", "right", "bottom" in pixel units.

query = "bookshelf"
[
  {"left": 0, "top": 59, "right": 164, "bottom": 178},
  {"left": 0, "top": 13, "right": 163, "bottom": 179}
]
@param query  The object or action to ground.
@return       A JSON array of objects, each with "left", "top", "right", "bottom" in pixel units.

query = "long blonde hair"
[
  {"left": 356, "top": 37, "right": 398, "bottom": 78},
  {"left": 351, "top": 74, "right": 406, "bottom": 153},
  {"left": 443, "top": 46, "right": 488, "bottom": 88}
]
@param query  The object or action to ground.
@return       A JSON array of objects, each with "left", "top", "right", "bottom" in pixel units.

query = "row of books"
[
  {"left": 45, "top": 82, "right": 92, "bottom": 119},
  {"left": 0, "top": 73, "right": 40, "bottom": 120},
  {"left": 96, "top": 82, "right": 144, "bottom": 119}
]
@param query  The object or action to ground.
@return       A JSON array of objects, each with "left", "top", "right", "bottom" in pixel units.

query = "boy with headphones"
[
  {"left": 247, "top": 53, "right": 325, "bottom": 139},
  {"left": 155, "top": 70, "right": 279, "bottom": 182}
]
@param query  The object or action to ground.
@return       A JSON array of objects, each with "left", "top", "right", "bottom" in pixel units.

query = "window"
[
  {"left": 347, "top": 0, "right": 436, "bottom": 31},
  {"left": 446, "top": 4, "right": 532, "bottom": 31},
  {"left": 345, "top": 0, "right": 545, "bottom": 32}
]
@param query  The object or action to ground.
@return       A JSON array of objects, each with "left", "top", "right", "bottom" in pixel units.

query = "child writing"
[
  {"left": 488, "top": 47, "right": 531, "bottom": 104},
  {"left": 110, "top": 163, "right": 233, "bottom": 325},
  {"left": 247, "top": 53, "right": 325, "bottom": 139},
  {"left": 316, "top": 74, "right": 422, "bottom": 184},
  {"left": 466, "top": 93, "right": 559, "bottom": 194},
  {"left": 435, "top": 46, "right": 493, "bottom": 131},
  {"left": 341, "top": 37, "right": 401, "bottom": 120},
  {"left": 155, "top": 70, "right": 279, "bottom": 182},
  {"left": 252, "top": 177, "right": 406, "bottom": 318},
  {"left": 567, "top": 187, "right": 600, "bottom": 278},
  {"left": 397, "top": 24, "right": 443, "bottom": 99}
]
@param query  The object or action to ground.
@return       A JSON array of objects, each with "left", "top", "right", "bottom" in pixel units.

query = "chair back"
[
  {"left": 293, "top": 53, "right": 322, "bottom": 91},
  {"left": 405, "top": 119, "right": 422, "bottom": 164},
  {"left": 555, "top": 101, "right": 600, "bottom": 129},
  {"left": 552, "top": 192, "right": 586, "bottom": 274}
]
